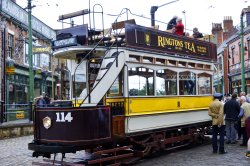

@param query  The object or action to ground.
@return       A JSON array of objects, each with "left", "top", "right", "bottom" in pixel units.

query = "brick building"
[
  {"left": 0, "top": 0, "right": 58, "bottom": 105},
  {"left": 213, "top": 6, "right": 250, "bottom": 95}
]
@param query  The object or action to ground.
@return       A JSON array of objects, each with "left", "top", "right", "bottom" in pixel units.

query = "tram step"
[{"left": 100, "top": 67, "right": 109, "bottom": 70}]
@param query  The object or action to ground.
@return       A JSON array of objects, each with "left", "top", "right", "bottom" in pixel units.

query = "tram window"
[
  {"left": 109, "top": 78, "right": 119, "bottom": 94},
  {"left": 179, "top": 71, "right": 196, "bottom": 95},
  {"left": 73, "top": 74, "right": 86, "bottom": 98},
  {"left": 156, "top": 69, "right": 177, "bottom": 95},
  {"left": 198, "top": 74, "right": 211, "bottom": 95},
  {"left": 128, "top": 67, "right": 154, "bottom": 96},
  {"left": 107, "top": 73, "right": 123, "bottom": 97}
]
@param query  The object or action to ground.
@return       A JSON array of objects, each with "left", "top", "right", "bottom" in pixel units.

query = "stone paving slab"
[
  {"left": 134, "top": 141, "right": 250, "bottom": 166},
  {"left": 0, "top": 136, "right": 250, "bottom": 166}
]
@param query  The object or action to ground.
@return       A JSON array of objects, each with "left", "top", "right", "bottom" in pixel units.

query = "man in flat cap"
[{"left": 208, "top": 93, "right": 227, "bottom": 154}]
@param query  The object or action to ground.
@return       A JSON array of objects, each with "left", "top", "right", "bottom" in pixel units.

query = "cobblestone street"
[
  {"left": 134, "top": 141, "right": 250, "bottom": 166},
  {"left": 0, "top": 135, "right": 250, "bottom": 166}
]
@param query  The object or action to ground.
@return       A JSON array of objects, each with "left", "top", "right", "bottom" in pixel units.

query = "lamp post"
[
  {"left": 182, "top": 10, "right": 186, "bottom": 34},
  {"left": 28, "top": 0, "right": 34, "bottom": 102},
  {"left": 150, "top": 0, "right": 179, "bottom": 26},
  {"left": 240, "top": 11, "right": 245, "bottom": 92},
  {"left": 0, "top": 18, "right": 6, "bottom": 123}
]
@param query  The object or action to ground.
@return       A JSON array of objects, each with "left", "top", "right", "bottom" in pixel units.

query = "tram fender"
[{"left": 28, "top": 142, "right": 79, "bottom": 155}]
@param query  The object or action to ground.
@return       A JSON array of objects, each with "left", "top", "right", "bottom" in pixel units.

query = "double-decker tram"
[{"left": 28, "top": 7, "right": 217, "bottom": 165}]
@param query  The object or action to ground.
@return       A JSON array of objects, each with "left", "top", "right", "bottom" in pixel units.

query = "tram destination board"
[{"left": 125, "top": 23, "right": 217, "bottom": 61}]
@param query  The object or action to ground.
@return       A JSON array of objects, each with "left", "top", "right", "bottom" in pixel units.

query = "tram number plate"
[{"left": 56, "top": 112, "right": 73, "bottom": 122}]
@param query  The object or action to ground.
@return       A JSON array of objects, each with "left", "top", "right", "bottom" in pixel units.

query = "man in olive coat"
[{"left": 208, "top": 93, "right": 226, "bottom": 154}]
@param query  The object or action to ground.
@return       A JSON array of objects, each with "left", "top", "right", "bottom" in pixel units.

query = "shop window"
[
  {"left": 248, "top": 40, "right": 250, "bottom": 59},
  {"left": 33, "top": 53, "right": 40, "bottom": 67},
  {"left": 24, "top": 42, "right": 29, "bottom": 65},
  {"left": 231, "top": 47, "right": 235, "bottom": 64},
  {"left": 8, "top": 75, "right": 28, "bottom": 104}
]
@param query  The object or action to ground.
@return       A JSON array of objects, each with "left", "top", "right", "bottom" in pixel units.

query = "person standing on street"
[
  {"left": 245, "top": 116, "right": 250, "bottom": 158},
  {"left": 224, "top": 93, "right": 240, "bottom": 144},
  {"left": 208, "top": 93, "right": 227, "bottom": 154},
  {"left": 236, "top": 92, "right": 246, "bottom": 140},
  {"left": 239, "top": 96, "right": 250, "bottom": 146}
]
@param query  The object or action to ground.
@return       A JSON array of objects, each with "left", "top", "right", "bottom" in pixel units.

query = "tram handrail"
[{"left": 73, "top": 8, "right": 130, "bottom": 106}]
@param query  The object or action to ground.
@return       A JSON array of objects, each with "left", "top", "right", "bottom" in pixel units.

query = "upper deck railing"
[{"left": 52, "top": 8, "right": 217, "bottom": 62}]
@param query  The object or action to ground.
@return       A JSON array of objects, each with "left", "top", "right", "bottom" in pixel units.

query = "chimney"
[
  {"left": 223, "top": 16, "right": 233, "bottom": 41},
  {"left": 223, "top": 16, "right": 233, "bottom": 32},
  {"left": 212, "top": 23, "right": 223, "bottom": 45}
]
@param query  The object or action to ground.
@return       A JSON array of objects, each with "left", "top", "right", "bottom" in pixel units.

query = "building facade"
[
  {"left": 213, "top": 7, "right": 250, "bottom": 95},
  {"left": 0, "top": 0, "right": 58, "bottom": 105},
  {"left": 227, "top": 26, "right": 250, "bottom": 94}
]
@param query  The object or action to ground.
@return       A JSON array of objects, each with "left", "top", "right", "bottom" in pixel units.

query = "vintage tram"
[{"left": 28, "top": 7, "right": 217, "bottom": 165}]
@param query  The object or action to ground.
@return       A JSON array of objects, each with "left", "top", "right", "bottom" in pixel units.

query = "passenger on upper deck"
[
  {"left": 192, "top": 27, "right": 203, "bottom": 38},
  {"left": 174, "top": 18, "right": 184, "bottom": 36},
  {"left": 166, "top": 15, "right": 178, "bottom": 30}
]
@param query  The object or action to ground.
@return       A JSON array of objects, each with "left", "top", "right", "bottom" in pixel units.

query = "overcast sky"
[{"left": 17, "top": 0, "right": 250, "bottom": 35}]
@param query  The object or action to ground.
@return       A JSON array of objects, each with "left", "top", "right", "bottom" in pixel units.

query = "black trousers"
[
  {"left": 237, "top": 120, "right": 242, "bottom": 138},
  {"left": 212, "top": 125, "right": 225, "bottom": 152},
  {"left": 241, "top": 127, "right": 248, "bottom": 145}
]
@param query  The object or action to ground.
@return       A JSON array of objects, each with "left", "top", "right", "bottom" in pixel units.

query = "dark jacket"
[
  {"left": 167, "top": 17, "right": 177, "bottom": 30},
  {"left": 223, "top": 98, "right": 240, "bottom": 121},
  {"left": 36, "top": 98, "right": 46, "bottom": 107},
  {"left": 193, "top": 32, "right": 203, "bottom": 38},
  {"left": 44, "top": 96, "right": 50, "bottom": 105}
]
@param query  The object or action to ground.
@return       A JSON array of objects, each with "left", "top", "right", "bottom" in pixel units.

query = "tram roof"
[{"left": 52, "top": 46, "right": 107, "bottom": 59}]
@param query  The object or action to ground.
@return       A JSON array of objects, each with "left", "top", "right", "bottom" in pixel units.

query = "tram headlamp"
[{"left": 43, "top": 116, "right": 52, "bottom": 129}]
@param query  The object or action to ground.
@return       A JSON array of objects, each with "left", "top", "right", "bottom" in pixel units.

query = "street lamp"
[
  {"left": 182, "top": 10, "right": 186, "bottom": 33},
  {"left": 28, "top": 0, "right": 34, "bottom": 102},
  {"left": 240, "top": 11, "right": 245, "bottom": 92},
  {"left": 150, "top": 0, "right": 179, "bottom": 26},
  {"left": 0, "top": 18, "right": 6, "bottom": 123}
]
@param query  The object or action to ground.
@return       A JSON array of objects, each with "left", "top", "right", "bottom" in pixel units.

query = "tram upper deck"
[
  {"left": 52, "top": 20, "right": 217, "bottom": 63},
  {"left": 51, "top": 18, "right": 217, "bottom": 109}
]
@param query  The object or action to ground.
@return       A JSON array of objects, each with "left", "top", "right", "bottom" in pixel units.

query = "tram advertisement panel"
[{"left": 125, "top": 23, "right": 217, "bottom": 61}]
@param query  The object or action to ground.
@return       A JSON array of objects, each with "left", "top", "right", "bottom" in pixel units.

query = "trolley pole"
[
  {"left": 28, "top": 0, "right": 34, "bottom": 102},
  {"left": 240, "top": 12, "right": 245, "bottom": 93},
  {"left": 150, "top": 0, "right": 179, "bottom": 26}
]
